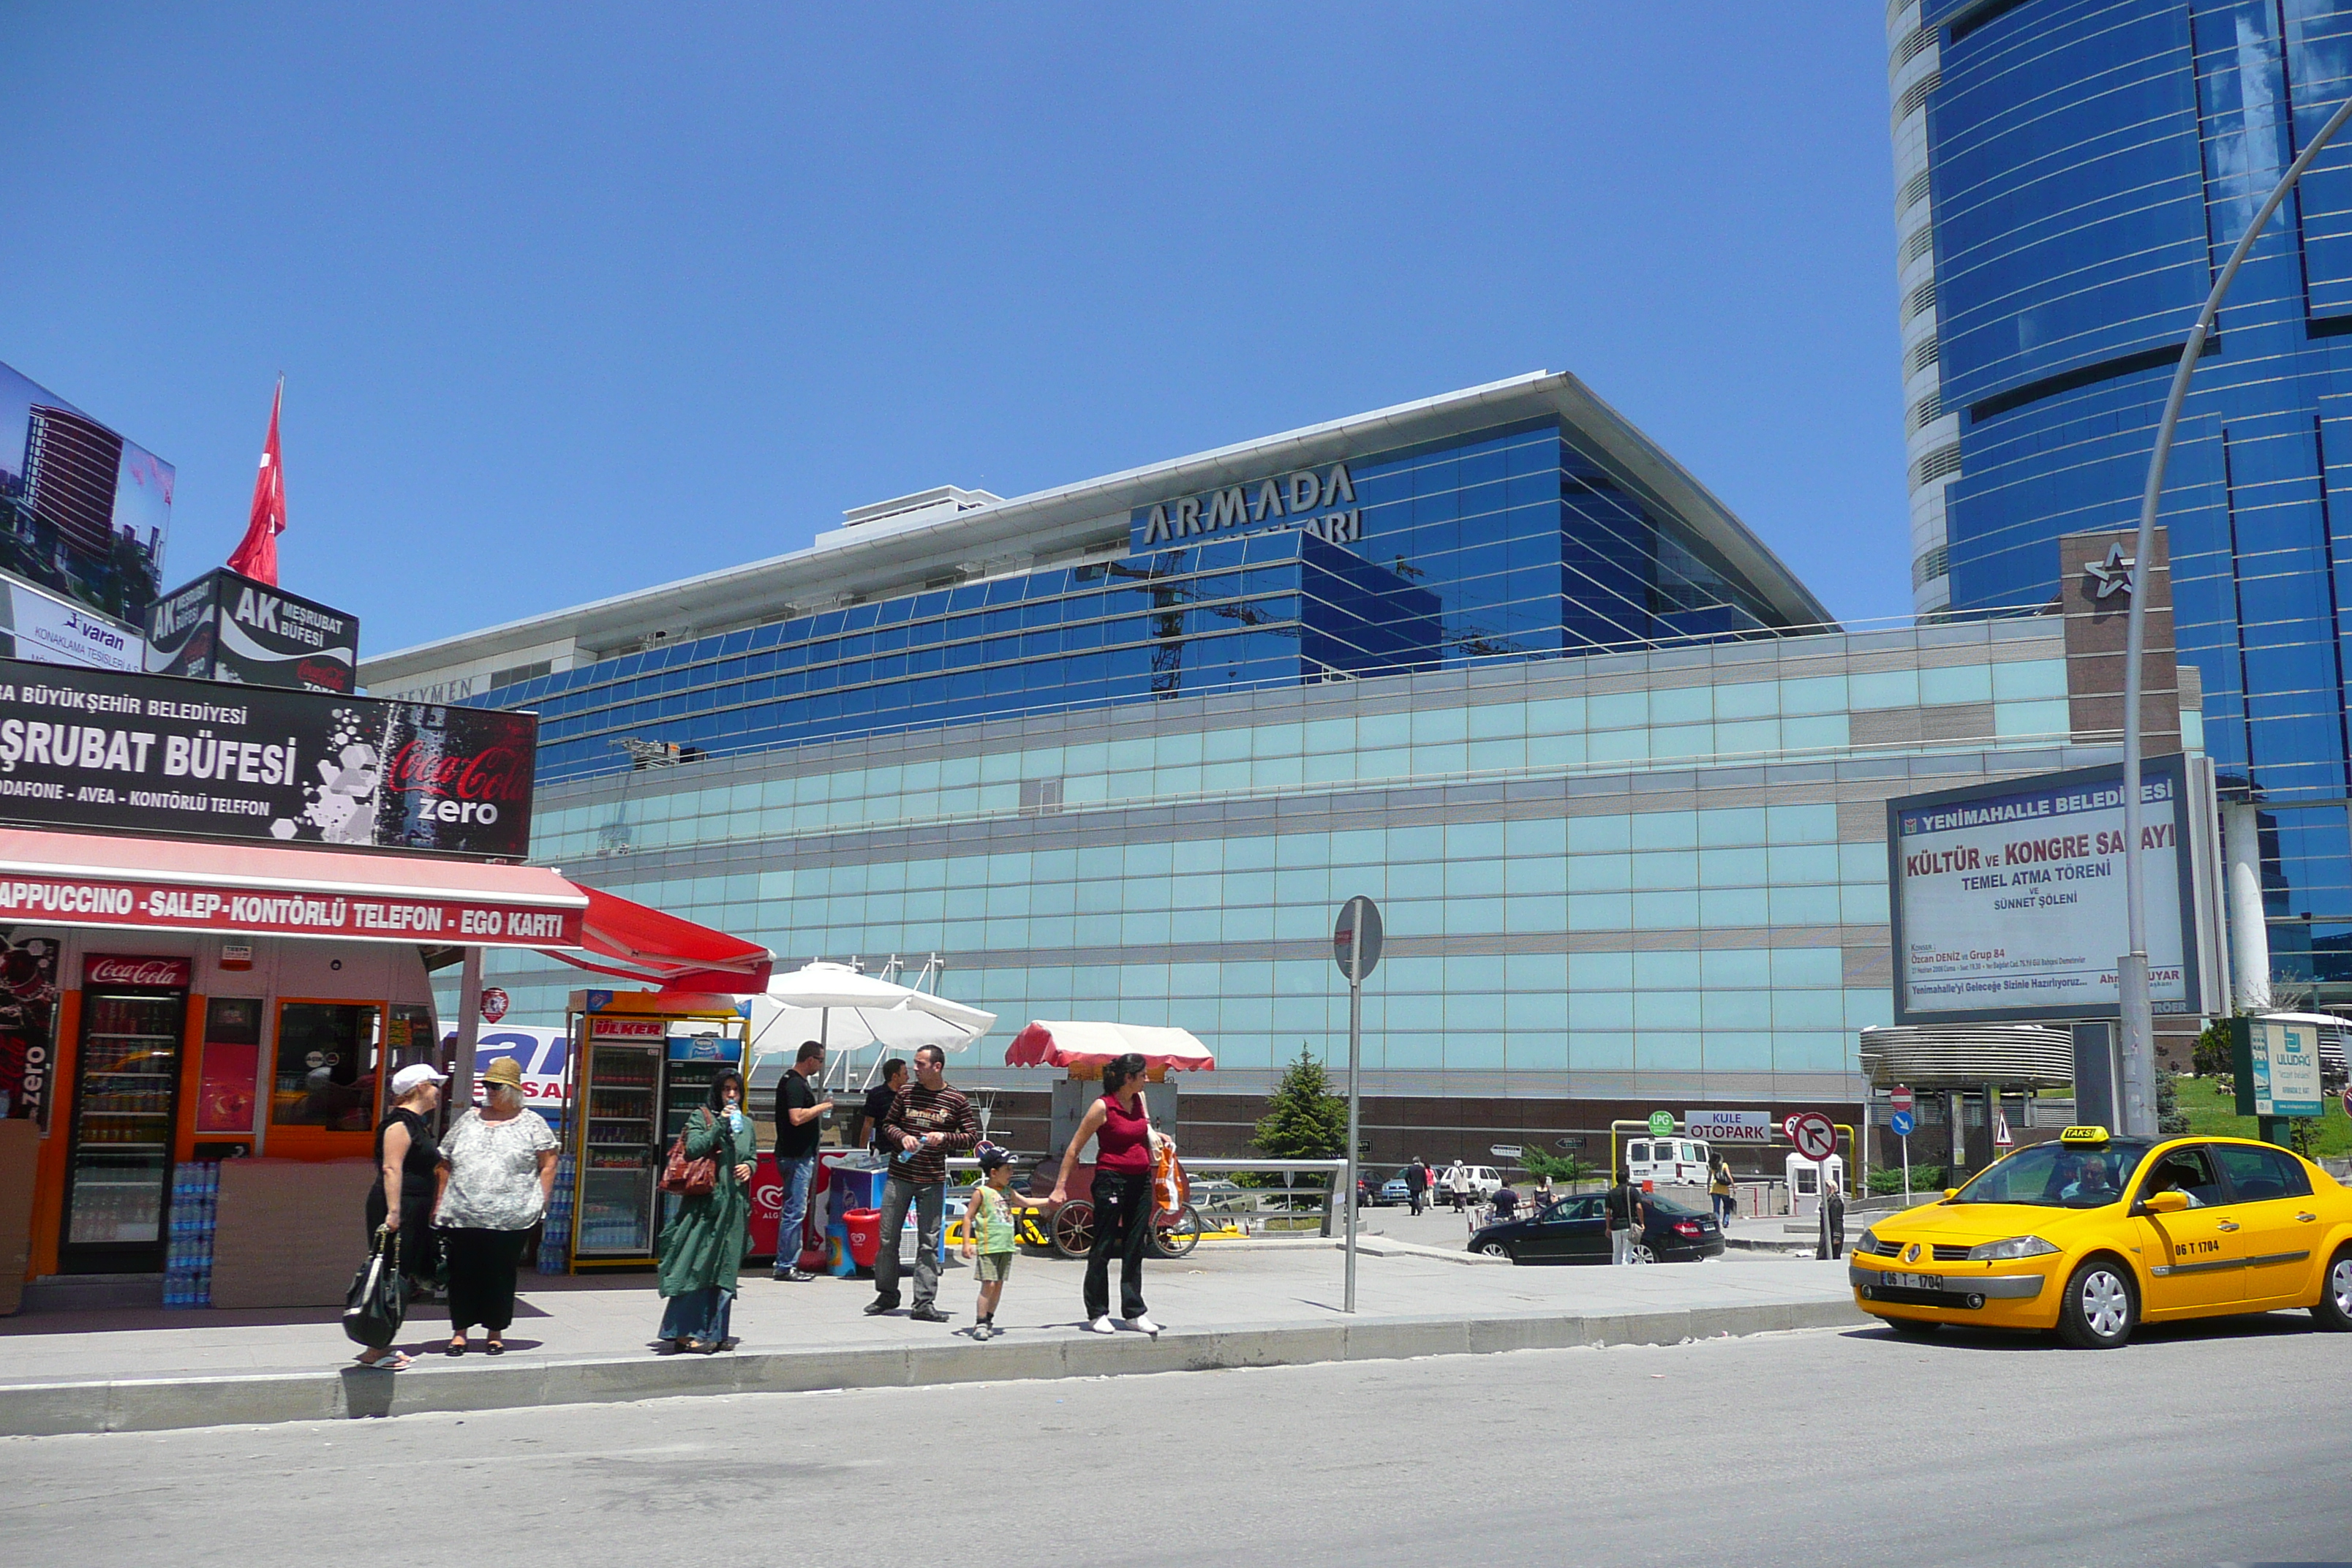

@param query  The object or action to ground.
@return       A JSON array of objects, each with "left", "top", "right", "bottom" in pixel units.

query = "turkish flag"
[{"left": 227, "top": 380, "right": 285, "bottom": 584}]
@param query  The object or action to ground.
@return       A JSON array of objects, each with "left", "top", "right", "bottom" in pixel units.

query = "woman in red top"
[{"left": 1050, "top": 1052, "right": 1166, "bottom": 1335}]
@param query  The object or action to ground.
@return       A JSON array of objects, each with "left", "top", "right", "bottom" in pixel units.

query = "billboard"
[
  {"left": 0, "top": 361, "right": 171, "bottom": 631},
  {"left": 1888, "top": 755, "right": 2219, "bottom": 1025},
  {"left": 0, "top": 656, "right": 536, "bottom": 858},
  {"left": 442, "top": 1025, "right": 570, "bottom": 1108},
  {"left": 146, "top": 568, "right": 358, "bottom": 693},
  {"left": 0, "top": 576, "right": 146, "bottom": 674}
]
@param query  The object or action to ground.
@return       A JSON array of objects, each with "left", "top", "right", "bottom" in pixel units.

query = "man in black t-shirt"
[
  {"left": 771, "top": 1041, "right": 834, "bottom": 1281},
  {"left": 851, "top": 1058, "right": 908, "bottom": 1153}
]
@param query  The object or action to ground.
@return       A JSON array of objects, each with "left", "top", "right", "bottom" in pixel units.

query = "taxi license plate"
[{"left": 1888, "top": 1272, "right": 1941, "bottom": 1292}]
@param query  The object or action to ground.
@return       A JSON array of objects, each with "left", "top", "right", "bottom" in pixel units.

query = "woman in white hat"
[
  {"left": 356, "top": 1062, "right": 446, "bottom": 1370},
  {"left": 434, "top": 1055, "right": 559, "bottom": 1354}
]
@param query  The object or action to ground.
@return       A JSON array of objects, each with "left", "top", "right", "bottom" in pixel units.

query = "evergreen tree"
[
  {"left": 2155, "top": 1069, "right": 2191, "bottom": 1136},
  {"left": 1253, "top": 1046, "right": 1349, "bottom": 1161}
]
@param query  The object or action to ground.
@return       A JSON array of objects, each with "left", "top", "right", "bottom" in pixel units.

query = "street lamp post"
[{"left": 2118, "top": 94, "right": 2352, "bottom": 1136}]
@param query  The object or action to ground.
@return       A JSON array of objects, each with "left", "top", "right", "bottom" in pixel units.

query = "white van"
[{"left": 1625, "top": 1137, "right": 1711, "bottom": 1186}]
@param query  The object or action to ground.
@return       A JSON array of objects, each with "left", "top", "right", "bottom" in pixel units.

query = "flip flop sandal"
[{"left": 356, "top": 1352, "right": 412, "bottom": 1371}]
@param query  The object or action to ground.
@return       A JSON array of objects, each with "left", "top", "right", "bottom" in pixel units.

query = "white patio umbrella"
[{"left": 743, "top": 961, "right": 995, "bottom": 1088}]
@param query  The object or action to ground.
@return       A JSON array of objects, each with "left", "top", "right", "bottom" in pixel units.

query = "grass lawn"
[{"left": 2171, "top": 1074, "right": 2351, "bottom": 1158}]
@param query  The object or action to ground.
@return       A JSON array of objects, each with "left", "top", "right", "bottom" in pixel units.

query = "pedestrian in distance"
[
  {"left": 868, "top": 1044, "right": 981, "bottom": 1323},
  {"left": 851, "top": 1057, "right": 907, "bottom": 1154},
  {"left": 958, "top": 1143, "right": 1047, "bottom": 1339},
  {"left": 655, "top": 1068, "right": 755, "bottom": 1354},
  {"left": 772, "top": 1040, "right": 834, "bottom": 1281},
  {"left": 1403, "top": 1156, "right": 1428, "bottom": 1216},
  {"left": 434, "top": 1057, "right": 558, "bottom": 1355},
  {"left": 355, "top": 1062, "right": 446, "bottom": 1370},
  {"left": 1821, "top": 1174, "right": 1846, "bottom": 1261},
  {"left": 1710, "top": 1153, "right": 1736, "bottom": 1230},
  {"left": 1445, "top": 1161, "right": 1471, "bottom": 1212},
  {"left": 1606, "top": 1166, "right": 1646, "bottom": 1264},
  {"left": 1049, "top": 1050, "right": 1166, "bottom": 1336}
]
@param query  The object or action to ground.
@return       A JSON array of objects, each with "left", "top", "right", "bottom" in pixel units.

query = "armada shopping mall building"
[{"left": 364, "top": 374, "right": 2195, "bottom": 1161}]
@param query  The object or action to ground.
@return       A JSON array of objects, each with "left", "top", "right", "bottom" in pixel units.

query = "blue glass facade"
[
  {"left": 486, "top": 421, "right": 1799, "bottom": 788},
  {"left": 1915, "top": 0, "right": 2352, "bottom": 991}
]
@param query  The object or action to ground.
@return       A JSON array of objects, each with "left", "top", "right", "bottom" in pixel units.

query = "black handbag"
[{"left": 342, "top": 1226, "right": 406, "bottom": 1347}]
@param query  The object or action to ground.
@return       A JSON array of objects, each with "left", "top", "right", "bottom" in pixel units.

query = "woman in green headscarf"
[{"left": 655, "top": 1067, "right": 755, "bottom": 1353}]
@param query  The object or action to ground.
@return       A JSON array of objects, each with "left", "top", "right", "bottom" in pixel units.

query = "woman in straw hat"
[{"left": 434, "top": 1056, "right": 559, "bottom": 1354}]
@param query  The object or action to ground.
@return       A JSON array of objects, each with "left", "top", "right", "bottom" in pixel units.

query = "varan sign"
[{"left": 1133, "top": 463, "right": 1363, "bottom": 549}]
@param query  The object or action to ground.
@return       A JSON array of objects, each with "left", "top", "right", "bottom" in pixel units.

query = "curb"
[{"left": 0, "top": 1297, "right": 1867, "bottom": 1436}]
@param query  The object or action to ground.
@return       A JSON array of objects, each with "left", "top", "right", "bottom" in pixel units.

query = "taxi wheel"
[
  {"left": 2312, "top": 1245, "right": 2352, "bottom": 1333},
  {"left": 2056, "top": 1256, "right": 2137, "bottom": 1349}
]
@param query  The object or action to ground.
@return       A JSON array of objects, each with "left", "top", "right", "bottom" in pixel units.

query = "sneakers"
[
  {"left": 864, "top": 1297, "right": 900, "bottom": 1316},
  {"left": 970, "top": 1322, "right": 995, "bottom": 1341},
  {"left": 1085, "top": 1315, "right": 1118, "bottom": 1334},
  {"left": 909, "top": 1305, "right": 950, "bottom": 1324},
  {"left": 1126, "top": 1315, "right": 1161, "bottom": 1336},
  {"left": 781, "top": 1267, "right": 814, "bottom": 1283}
]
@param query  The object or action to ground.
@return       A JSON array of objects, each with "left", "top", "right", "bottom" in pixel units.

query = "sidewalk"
[{"left": 0, "top": 1240, "right": 1866, "bottom": 1435}]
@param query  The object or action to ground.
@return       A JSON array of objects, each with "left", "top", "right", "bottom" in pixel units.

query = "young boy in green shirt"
[{"left": 959, "top": 1144, "right": 1047, "bottom": 1340}]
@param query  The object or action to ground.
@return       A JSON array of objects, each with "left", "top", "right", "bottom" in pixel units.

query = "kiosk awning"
[
  {"left": 552, "top": 883, "right": 774, "bottom": 992},
  {"left": 0, "top": 828, "right": 773, "bottom": 991},
  {"left": 0, "top": 826, "right": 586, "bottom": 946}
]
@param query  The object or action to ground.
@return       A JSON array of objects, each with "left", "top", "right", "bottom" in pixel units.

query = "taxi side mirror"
[
  {"left": 1941, "top": 1188, "right": 1959, "bottom": 1200},
  {"left": 2136, "top": 1191, "right": 2189, "bottom": 1216}
]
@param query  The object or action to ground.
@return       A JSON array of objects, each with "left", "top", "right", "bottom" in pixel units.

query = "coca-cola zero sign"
[{"left": 0, "top": 658, "right": 535, "bottom": 858}]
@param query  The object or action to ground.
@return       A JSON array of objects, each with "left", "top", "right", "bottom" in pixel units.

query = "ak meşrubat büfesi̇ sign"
[
  {"left": 0, "top": 657, "right": 535, "bottom": 859},
  {"left": 146, "top": 568, "right": 359, "bottom": 694}
]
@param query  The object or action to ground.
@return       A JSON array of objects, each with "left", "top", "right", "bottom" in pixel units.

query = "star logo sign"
[{"left": 2083, "top": 543, "right": 2136, "bottom": 598}]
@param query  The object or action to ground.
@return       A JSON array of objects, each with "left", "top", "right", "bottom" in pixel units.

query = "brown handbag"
[{"left": 660, "top": 1108, "right": 720, "bottom": 1197}]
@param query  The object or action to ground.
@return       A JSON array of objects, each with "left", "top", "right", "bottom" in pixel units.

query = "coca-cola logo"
[
  {"left": 295, "top": 657, "right": 352, "bottom": 692},
  {"left": 86, "top": 956, "right": 191, "bottom": 988},
  {"left": 385, "top": 739, "right": 532, "bottom": 804}
]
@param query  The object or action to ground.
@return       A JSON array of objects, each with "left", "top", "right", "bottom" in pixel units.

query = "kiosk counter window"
[{"left": 271, "top": 1001, "right": 381, "bottom": 1134}]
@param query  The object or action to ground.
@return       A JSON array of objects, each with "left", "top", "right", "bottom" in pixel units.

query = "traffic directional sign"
[
  {"left": 1889, "top": 1111, "right": 1915, "bottom": 1138},
  {"left": 1647, "top": 1110, "right": 1675, "bottom": 1137},
  {"left": 1785, "top": 1112, "right": 1837, "bottom": 1161},
  {"left": 1490, "top": 1144, "right": 1522, "bottom": 1159},
  {"left": 1890, "top": 1085, "right": 1914, "bottom": 1116}
]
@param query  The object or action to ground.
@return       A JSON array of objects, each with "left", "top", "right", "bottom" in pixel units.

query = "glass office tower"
[{"left": 1890, "top": 0, "right": 2352, "bottom": 1000}]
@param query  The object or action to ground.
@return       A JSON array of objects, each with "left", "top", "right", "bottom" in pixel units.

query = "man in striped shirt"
[{"left": 866, "top": 1044, "right": 981, "bottom": 1323}]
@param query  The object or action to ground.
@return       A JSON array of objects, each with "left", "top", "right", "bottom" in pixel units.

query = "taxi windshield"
[{"left": 1948, "top": 1139, "right": 2154, "bottom": 1207}]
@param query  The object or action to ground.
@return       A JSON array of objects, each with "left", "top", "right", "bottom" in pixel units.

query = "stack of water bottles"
[
  {"left": 162, "top": 1161, "right": 219, "bottom": 1308},
  {"left": 537, "top": 1140, "right": 574, "bottom": 1274}
]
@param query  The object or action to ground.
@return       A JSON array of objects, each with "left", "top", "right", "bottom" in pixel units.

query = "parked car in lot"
[
  {"left": 1851, "top": 1125, "right": 2352, "bottom": 1348},
  {"left": 1467, "top": 1192, "right": 1724, "bottom": 1264},
  {"left": 1377, "top": 1173, "right": 1414, "bottom": 1205}
]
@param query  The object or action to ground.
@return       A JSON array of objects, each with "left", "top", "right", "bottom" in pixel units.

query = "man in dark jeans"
[
  {"left": 771, "top": 1040, "right": 834, "bottom": 1281},
  {"left": 1403, "top": 1157, "right": 1429, "bottom": 1216},
  {"left": 850, "top": 1058, "right": 907, "bottom": 1153},
  {"left": 867, "top": 1044, "right": 981, "bottom": 1323}
]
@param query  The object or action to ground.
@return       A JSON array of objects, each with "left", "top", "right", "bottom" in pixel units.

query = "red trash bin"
[{"left": 845, "top": 1207, "right": 883, "bottom": 1269}]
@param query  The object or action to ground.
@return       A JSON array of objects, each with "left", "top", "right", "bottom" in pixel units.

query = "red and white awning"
[
  {"left": 1005, "top": 1019, "right": 1216, "bottom": 1073},
  {"left": 0, "top": 827, "right": 772, "bottom": 991}
]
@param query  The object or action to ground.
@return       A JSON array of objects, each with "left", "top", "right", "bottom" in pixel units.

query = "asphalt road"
[{"left": 2, "top": 1315, "right": 2346, "bottom": 1567}]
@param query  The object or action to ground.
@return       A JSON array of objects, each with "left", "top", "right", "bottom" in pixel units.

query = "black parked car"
[{"left": 1466, "top": 1192, "right": 1725, "bottom": 1264}]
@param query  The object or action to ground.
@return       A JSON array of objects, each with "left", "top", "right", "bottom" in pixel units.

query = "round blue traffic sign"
[{"left": 1890, "top": 1111, "right": 1915, "bottom": 1138}]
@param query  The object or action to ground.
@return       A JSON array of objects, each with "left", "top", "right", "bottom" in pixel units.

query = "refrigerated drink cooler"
[
  {"left": 567, "top": 1017, "right": 745, "bottom": 1270},
  {"left": 61, "top": 957, "right": 192, "bottom": 1273}
]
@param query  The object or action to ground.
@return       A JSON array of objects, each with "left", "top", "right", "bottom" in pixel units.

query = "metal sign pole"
[{"left": 1345, "top": 944, "right": 1361, "bottom": 1315}]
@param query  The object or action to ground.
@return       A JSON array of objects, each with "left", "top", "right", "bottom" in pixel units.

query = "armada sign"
[{"left": 1134, "top": 463, "right": 1362, "bottom": 549}]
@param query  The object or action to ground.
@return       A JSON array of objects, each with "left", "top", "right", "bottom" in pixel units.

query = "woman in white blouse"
[{"left": 434, "top": 1057, "right": 559, "bottom": 1354}]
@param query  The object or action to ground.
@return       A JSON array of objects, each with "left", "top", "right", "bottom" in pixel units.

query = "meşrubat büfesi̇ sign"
[
  {"left": 1887, "top": 755, "right": 2209, "bottom": 1025},
  {"left": 0, "top": 872, "right": 576, "bottom": 946},
  {"left": 0, "top": 657, "right": 535, "bottom": 858}
]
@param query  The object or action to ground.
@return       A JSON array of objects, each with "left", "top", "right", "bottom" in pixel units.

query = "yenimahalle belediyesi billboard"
[
  {"left": 0, "top": 656, "right": 535, "bottom": 858},
  {"left": 1885, "top": 753, "right": 2220, "bottom": 1025}
]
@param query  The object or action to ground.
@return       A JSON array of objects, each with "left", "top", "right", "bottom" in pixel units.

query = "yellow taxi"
[{"left": 1850, "top": 1126, "right": 2352, "bottom": 1348}]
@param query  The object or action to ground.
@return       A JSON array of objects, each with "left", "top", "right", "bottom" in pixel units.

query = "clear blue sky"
[{"left": 4, "top": 5, "right": 1907, "bottom": 653}]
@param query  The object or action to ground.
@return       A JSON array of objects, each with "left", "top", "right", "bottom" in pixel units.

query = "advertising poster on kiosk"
[
  {"left": 0, "top": 657, "right": 535, "bottom": 857},
  {"left": 1888, "top": 754, "right": 2219, "bottom": 1024},
  {"left": 145, "top": 568, "right": 358, "bottom": 693}
]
